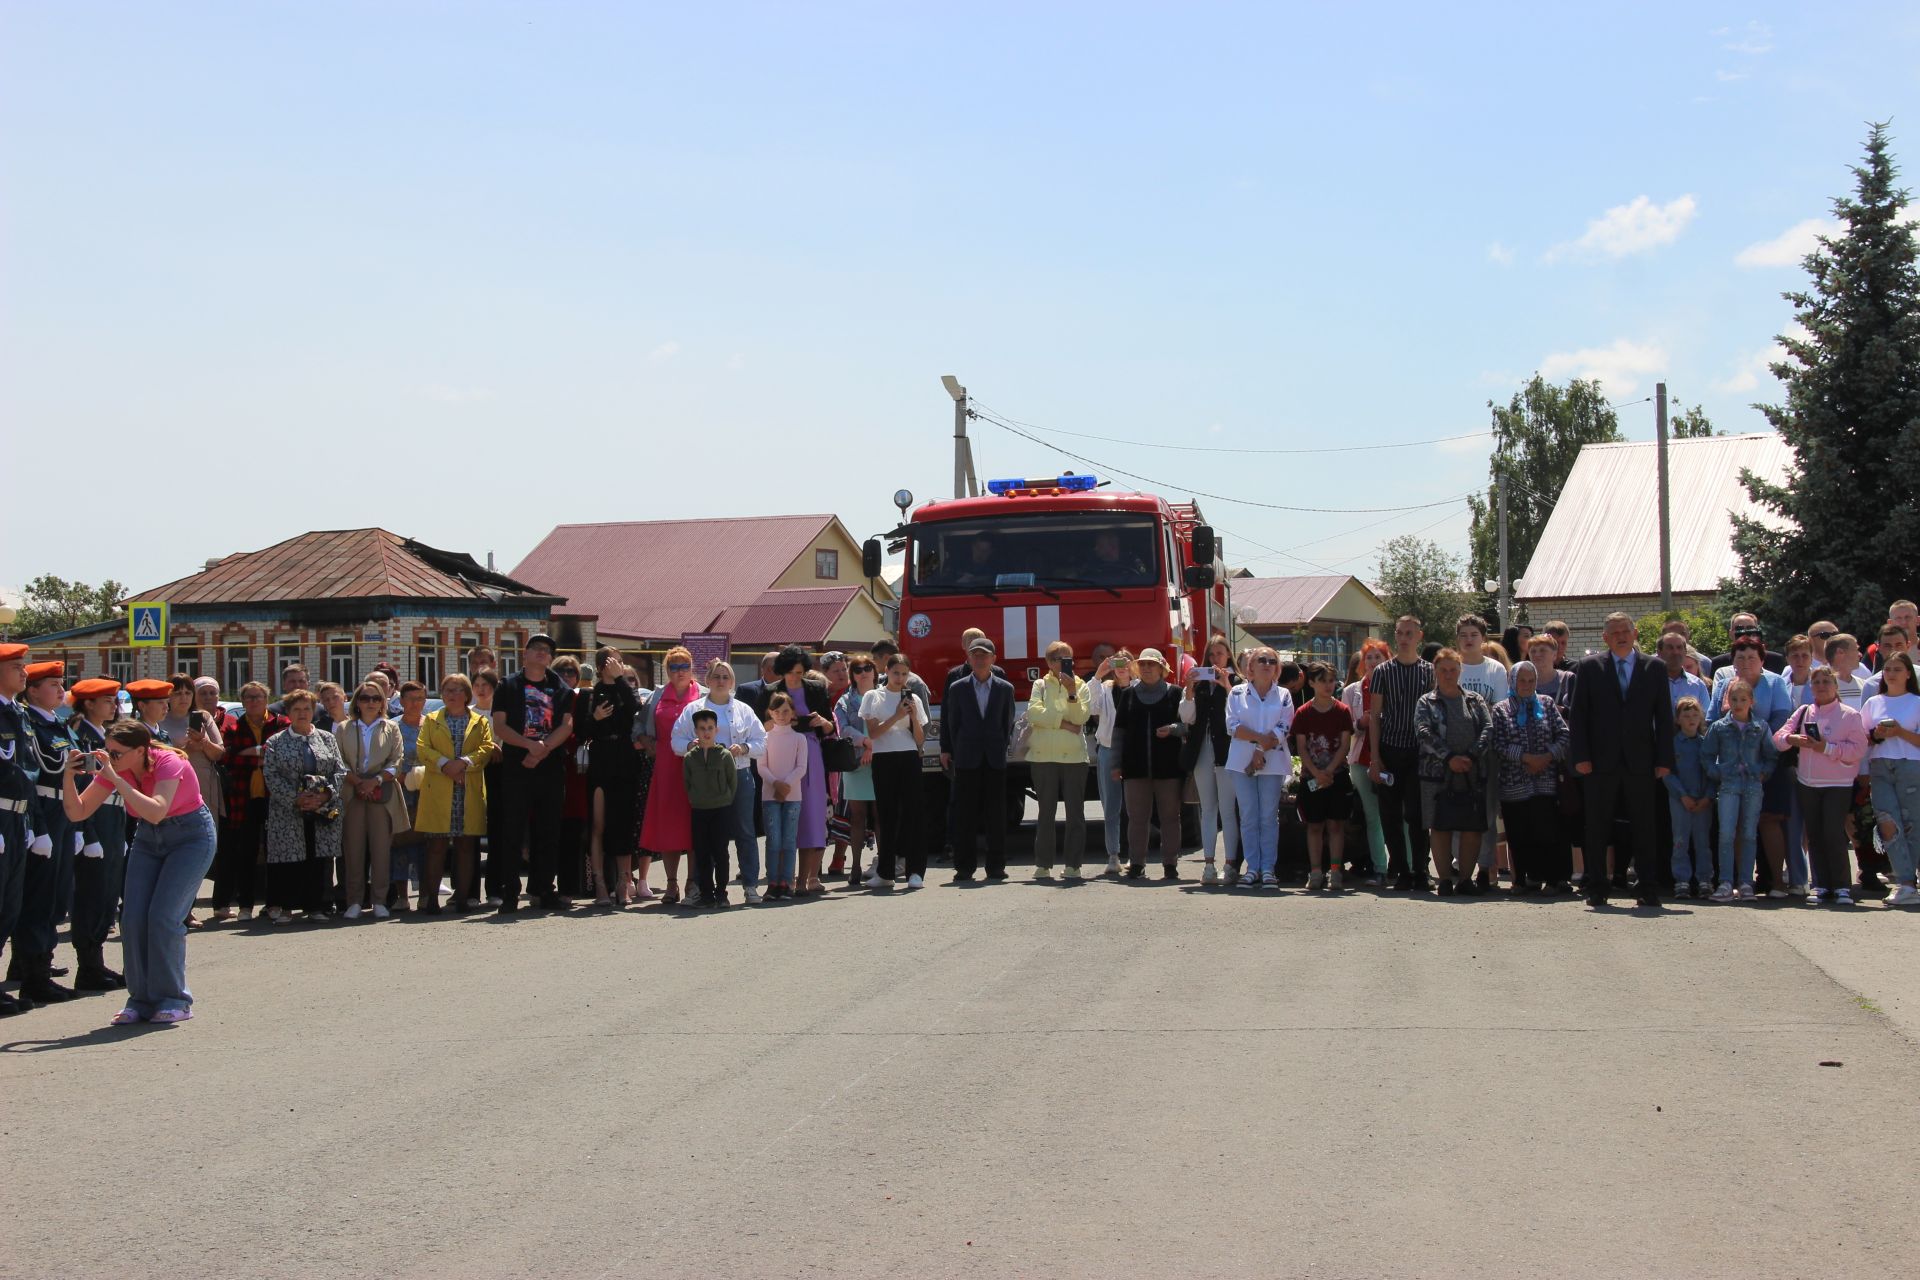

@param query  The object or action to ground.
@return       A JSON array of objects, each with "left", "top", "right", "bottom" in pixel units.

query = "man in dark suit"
[
  {"left": 940, "top": 636, "right": 1016, "bottom": 884},
  {"left": 1571, "top": 612, "right": 1676, "bottom": 907}
]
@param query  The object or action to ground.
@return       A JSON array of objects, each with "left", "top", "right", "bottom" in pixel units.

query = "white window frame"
[
  {"left": 497, "top": 634, "right": 520, "bottom": 677},
  {"left": 225, "top": 648, "right": 252, "bottom": 694},
  {"left": 107, "top": 648, "right": 133, "bottom": 682},
  {"left": 174, "top": 646, "right": 201, "bottom": 678},
  {"left": 415, "top": 637, "right": 441, "bottom": 692},
  {"left": 327, "top": 634, "right": 357, "bottom": 689}
]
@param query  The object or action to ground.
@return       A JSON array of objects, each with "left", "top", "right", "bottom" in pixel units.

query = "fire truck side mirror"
[
  {"left": 1192, "top": 525, "right": 1215, "bottom": 565},
  {"left": 1184, "top": 565, "right": 1216, "bottom": 590},
  {"left": 861, "top": 538, "right": 883, "bottom": 579}
]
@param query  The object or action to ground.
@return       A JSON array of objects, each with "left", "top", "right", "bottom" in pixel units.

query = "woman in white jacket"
[{"left": 670, "top": 661, "right": 769, "bottom": 902}]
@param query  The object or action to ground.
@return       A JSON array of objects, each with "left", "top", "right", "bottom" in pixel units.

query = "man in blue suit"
[{"left": 940, "top": 636, "right": 1016, "bottom": 883}]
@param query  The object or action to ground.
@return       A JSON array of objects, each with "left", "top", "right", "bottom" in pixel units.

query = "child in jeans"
[
  {"left": 682, "top": 709, "right": 739, "bottom": 909},
  {"left": 1703, "top": 680, "right": 1780, "bottom": 901},
  {"left": 760, "top": 693, "right": 808, "bottom": 901},
  {"left": 1665, "top": 696, "right": 1714, "bottom": 897}
]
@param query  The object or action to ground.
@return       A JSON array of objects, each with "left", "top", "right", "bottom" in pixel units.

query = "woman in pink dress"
[{"left": 638, "top": 645, "right": 704, "bottom": 903}]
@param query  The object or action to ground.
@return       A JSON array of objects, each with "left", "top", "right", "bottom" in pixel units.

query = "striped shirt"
[{"left": 1368, "top": 657, "right": 1434, "bottom": 751}]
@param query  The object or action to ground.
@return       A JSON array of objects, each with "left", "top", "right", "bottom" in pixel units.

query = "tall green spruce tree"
[{"left": 1732, "top": 122, "right": 1920, "bottom": 633}]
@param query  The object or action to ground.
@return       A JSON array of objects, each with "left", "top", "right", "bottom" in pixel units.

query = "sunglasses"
[
  {"left": 357, "top": 694, "right": 384, "bottom": 703},
  {"left": 1254, "top": 657, "right": 1279, "bottom": 666},
  {"left": 105, "top": 746, "right": 134, "bottom": 761},
  {"left": 667, "top": 663, "right": 691, "bottom": 672},
  {"left": 1811, "top": 631, "right": 1836, "bottom": 640}
]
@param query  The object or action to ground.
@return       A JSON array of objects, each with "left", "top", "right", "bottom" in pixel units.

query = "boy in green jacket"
[{"left": 684, "top": 709, "right": 740, "bottom": 908}]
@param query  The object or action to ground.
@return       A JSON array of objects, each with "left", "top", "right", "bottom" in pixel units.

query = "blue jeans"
[
  {"left": 1233, "top": 771, "right": 1284, "bottom": 877},
  {"left": 1191, "top": 739, "right": 1239, "bottom": 862},
  {"left": 1668, "top": 793, "right": 1714, "bottom": 884},
  {"left": 1717, "top": 783, "right": 1763, "bottom": 887},
  {"left": 1870, "top": 758, "right": 1920, "bottom": 884},
  {"left": 1096, "top": 743, "right": 1126, "bottom": 859},
  {"left": 728, "top": 770, "right": 761, "bottom": 889},
  {"left": 763, "top": 801, "right": 800, "bottom": 885},
  {"left": 122, "top": 807, "right": 217, "bottom": 1016}
]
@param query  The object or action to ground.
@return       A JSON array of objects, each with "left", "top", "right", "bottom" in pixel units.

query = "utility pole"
[
  {"left": 1496, "top": 450, "right": 1511, "bottom": 629},
  {"left": 942, "top": 375, "right": 977, "bottom": 498},
  {"left": 1655, "top": 380, "right": 1672, "bottom": 612}
]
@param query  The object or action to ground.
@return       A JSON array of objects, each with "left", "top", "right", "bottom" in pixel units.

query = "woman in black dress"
[{"left": 575, "top": 647, "right": 640, "bottom": 906}]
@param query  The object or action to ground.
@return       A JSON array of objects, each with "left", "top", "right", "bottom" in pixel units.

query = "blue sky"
[{"left": 3, "top": 3, "right": 1916, "bottom": 595}]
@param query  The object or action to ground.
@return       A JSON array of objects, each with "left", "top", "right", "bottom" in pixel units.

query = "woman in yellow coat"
[{"left": 415, "top": 673, "right": 498, "bottom": 912}]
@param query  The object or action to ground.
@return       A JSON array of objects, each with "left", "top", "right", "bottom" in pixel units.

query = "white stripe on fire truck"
[
  {"left": 1035, "top": 605, "right": 1060, "bottom": 656},
  {"left": 1001, "top": 606, "right": 1028, "bottom": 659}
]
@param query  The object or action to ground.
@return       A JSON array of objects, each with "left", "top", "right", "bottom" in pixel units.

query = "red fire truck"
[{"left": 862, "top": 472, "right": 1230, "bottom": 788}]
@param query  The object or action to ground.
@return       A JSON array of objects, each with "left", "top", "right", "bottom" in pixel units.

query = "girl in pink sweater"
[
  {"left": 1777, "top": 666, "right": 1868, "bottom": 903},
  {"left": 760, "top": 694, "right": 809, "bottom": 900}
]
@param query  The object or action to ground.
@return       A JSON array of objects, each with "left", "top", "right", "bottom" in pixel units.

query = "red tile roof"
[
  {"left": 136, "top": 529, "right": 560, "bottom": 607},
  {"left": 512, "top": 515, "right": 841, "bottom": 641},
  {"left": 710, "top": 587, "right": 866, "bottom": 646}
]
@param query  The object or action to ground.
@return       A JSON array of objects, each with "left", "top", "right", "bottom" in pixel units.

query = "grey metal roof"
[
  {"left": 1516, "top": 433, "right": 1792, "bottom": 600},
  {"left": 1232, "top": 575, "right": 1380, "bottom": 625}
]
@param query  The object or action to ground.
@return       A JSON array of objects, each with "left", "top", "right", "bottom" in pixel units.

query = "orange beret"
[
  {"left": 0, "top": 643, "right": 26, "bottom": 663},
  {"left": 126, "top": 679, "right": 174, "bottom": 701},
  {"left": 24, "top": 661, "right": 64, "bottom": 683},
  {"left": 68, "top": 678, "right": 122, "bottom": 705}
]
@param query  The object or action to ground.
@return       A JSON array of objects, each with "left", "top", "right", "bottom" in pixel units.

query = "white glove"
[
  {"left": 29, "top": 832, "right": 52, "bottom": 857},
  {"left": 72, "top": 832, "right": 84, "bottom": 855},
  {"left": 82, "top": 842, "right": 104, "bottom": 859}
]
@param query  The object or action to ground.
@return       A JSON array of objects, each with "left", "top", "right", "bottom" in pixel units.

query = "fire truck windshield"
[{"left": 911, "top": 514, "right": 1160, "bottom": 593}]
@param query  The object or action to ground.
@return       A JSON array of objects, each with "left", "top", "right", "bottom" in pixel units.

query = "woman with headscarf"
[{"left": 1490, "top": 660, "right": 1572, "bottom": 894}]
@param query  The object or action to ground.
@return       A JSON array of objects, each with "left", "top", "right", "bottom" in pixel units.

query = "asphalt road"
[{"left": 2, "top": 849, "right": 1915, "bottom": 1280}]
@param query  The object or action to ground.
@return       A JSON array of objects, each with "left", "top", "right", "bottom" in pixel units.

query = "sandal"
[
  {"left": 661, "top": 886, "right": 681, "bottom": 905},
  {"left": 149, "top": 1009, "right": 193, "bottom": 1025},
  {"left": 110, "top": 1007, "right": 144, "bottom": 1025}
]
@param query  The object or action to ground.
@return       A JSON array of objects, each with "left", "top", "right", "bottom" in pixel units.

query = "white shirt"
[
  {"left": 1224, "top": 681, "right": 1294, "bottom": 776},
  {"left": 670, "top": 695, "right": 766, "bottom": 770},
  {"left": 1864, "top": 692, "right": 1920, "bottom": 764},
  {"left": 860, "top": 687, "right": 924, "bottom": 754},
  {"left": 1090, "top": 679, "right": 1131, "bottom": 749},
  {"left": 1341, "top": 680, "right": 1367, "bottom": 765},
  {"left": 354, "top": 717, "right": 380, "bottom": 768},
  {"left": 1457, "top": 658, "right": 1508, "bottom": 707}
]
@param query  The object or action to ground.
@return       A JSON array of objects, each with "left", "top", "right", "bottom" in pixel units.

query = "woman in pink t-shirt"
[{"left": 62, "top": 720, "right": 217, "bottom": 1025}]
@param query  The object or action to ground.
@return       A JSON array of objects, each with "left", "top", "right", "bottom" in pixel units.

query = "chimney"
[{"left": 487, "top": 551, "right": 495, "bottom": 571}]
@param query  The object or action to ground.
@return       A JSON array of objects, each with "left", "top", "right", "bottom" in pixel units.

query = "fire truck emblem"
[{"left": 906, "top": 613, "right": 932, "bottom": 638}]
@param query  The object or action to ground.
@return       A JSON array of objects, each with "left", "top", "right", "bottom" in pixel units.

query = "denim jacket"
[
  {"left": 1664, "top": 731, "right": 1711, "bottom": 800},
  {"left": 1702, "top": 715, "right": 1778, "bottom": 788}
]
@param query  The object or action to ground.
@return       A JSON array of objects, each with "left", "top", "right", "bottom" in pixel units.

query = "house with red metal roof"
[
  {"left": 513, "top": 514, "right": 895, "bottom": 661},
  {"left": 1230, "top": 574, "right": 1386, "bottom": 674},
  {"left": 26, "top": 528, "right": 562, "bottom": 691}
]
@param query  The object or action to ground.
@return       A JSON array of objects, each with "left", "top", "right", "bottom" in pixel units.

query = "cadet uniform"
[
  {"left": 67, "top": 679, "right": 128, "bottom": 991},
  {"left": 10, "top": 661, "right": 76, "bottom": 1004},
  {"left": 0, "top": 643, "right": 34, "bottom": 1016}
]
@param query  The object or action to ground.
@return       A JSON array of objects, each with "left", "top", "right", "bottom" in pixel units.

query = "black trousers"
[
  {"left": 871, "top": 752, "right": 923, "bottom": 880},
  {"left": 690, "top": 806, "right": 732, "bottom": 900},
  {"left": 267, "top": 815, "right": 330, "bottom": 913},
  {"left": 1583, "top": 770, "right": 1659, "bottom": 898},
  {"left": 1502, "top": 795, "right": 1568, "bottom": 885},
  {"left": 213, "top": 801, "right": 264, "bottom": 910},
  {"left": 950, "top": 764, "right": 1007, "bottom": 877},
  {"left": 1376, "top": 744, "right": 1430, "bottom": 878},
  {"left": 491, "top": 768, "right": 565, "bottom": 901},
  {"left": 71, "top": 813, "right": 128, "bottom": 950},
  {"left": 15, "top": 797, "right": 71, "bottom": 956},
  {"left": 0, "top": 808, "right": 26, "bottom": 965}
]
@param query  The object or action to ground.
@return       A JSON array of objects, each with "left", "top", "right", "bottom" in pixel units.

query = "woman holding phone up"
[
  {"left": 1180, "top": 635, "right": 1241, "bottom": 885},
  {"left": 62, "top": 722, "right": 218, "bottom": 1024},
  {"left": 1027, "top": 640, "right": 1094, "bottom": 880}
]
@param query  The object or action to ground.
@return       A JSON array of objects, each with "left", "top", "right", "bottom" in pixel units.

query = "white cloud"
[
  {"left": 1715, "top": 69, "right": 1748, "bottom": 82},
  {"left": 1735, "top": 217, "right": 1838, "bottom": 268},
  {"left": 1719, "top": 21, "right": 1773, "bottom": 55},
  {"left": 1538, "top": 338, "right": 1667, "bottom": 396},
  {"left": 421, "top": 385, "right": 494, "bottom": 404},
  {"left": 646, "top": 341, "right": 682, "bottom": 364},
  {"left": 1548, "top": 194, "right": 1697, "bottom": 260},
  {"left": 1486, "top": 241, "right": 1515, "bottom": 265},
  {"left": 1715, "top": 324, "right": 1811, "bottom": 394}
]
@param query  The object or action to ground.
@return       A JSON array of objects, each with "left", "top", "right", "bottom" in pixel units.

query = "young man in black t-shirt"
[{"left": 488, "top": 634, "right": 575, "bottom": 912}]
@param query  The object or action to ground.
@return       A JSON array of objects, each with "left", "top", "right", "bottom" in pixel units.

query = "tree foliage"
[
  {"left": 1634, "top": 606, "right": 1730, "bottom": 659},
  {"left": 1375, "top": 534, "right": 1468, "bottom": 634},
  {"left": 1731, "top": 122, "right": 1920, "bottom": 636},
  {"left": 1467, "top": 376, "right": 1623, "bottom": 626},
  {"left": 15, "top": 575, "right": 127, "bottom": 639},
  {"left": 1669, "top": 402, "right": 1719, "bottom": 438}
]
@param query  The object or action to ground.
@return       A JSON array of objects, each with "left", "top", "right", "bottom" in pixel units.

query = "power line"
[
  {"left": 970, "top": 401, "right": 1493, "bottom": 456},
  {"left": 972, "top": 409, "right": 1474, "bottom": 515}
]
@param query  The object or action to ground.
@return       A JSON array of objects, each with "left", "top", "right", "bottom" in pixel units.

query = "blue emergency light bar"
[{"left": 986, "top": 472, "right": 1099, "bottom": 495}]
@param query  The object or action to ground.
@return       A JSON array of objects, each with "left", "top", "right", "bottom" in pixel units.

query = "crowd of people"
[{"left": 3, "top": 595, "right": 1918, "bottom": 1026}]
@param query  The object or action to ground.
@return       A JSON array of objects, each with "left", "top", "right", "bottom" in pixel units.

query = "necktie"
[{"left": 1616, "top": 654, "right": 1632, "bottom": 699}]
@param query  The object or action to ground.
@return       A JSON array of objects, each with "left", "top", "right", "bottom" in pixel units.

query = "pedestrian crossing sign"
[{"left": 128, "top": 602, "right": 168, "bottom": 648}]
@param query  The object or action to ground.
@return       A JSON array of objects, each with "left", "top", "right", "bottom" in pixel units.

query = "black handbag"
[{"left": 820, "top": 736, "right": 863, "bottom": 774}]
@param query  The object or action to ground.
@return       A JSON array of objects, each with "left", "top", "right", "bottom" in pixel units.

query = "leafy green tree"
[
  {"left": 1635, "top": 606, "right": 1729, "bottom": 659},
  {"left": 1375, "top": 534, "right": 1468, "bottom": 634},
  {"left": 1669, "top": 402, "right": 1719, "bottom": 438},
  {"left": 1731, "top": 122, "right": 1920, "bottom": 636},
  {"left": 1467, "top": 376, "right": 1623, "bottom": 625},
  {"left": 15, "top": 575, "right": 126, "bottom": 639}
]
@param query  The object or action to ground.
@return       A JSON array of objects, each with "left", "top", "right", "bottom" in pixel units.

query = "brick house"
[
  {"left": 26, "top": 529, "right": 563, "bottom": 693},
  {"left": 1516, "top": 433, "right": 1792, "bottom": 656}
]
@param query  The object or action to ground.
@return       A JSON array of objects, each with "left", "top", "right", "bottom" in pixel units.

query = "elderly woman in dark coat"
[{"left": 261, "top": 689, "right": 347, "bottom": 924}]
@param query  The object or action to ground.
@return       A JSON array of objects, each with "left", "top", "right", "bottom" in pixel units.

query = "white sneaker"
[
  {"left": 238, "top": 906, "right": 256, "bottom": 921},
  {"left": 1889, "top": 884, "right": 1920, "bottom": 906},
  {"left": 1064, "top": 865, "right": 1082, "bottom": 880},
  {"left": 1711, "top": 882, "right": 1735, "bottom": 901},
  {"left": 864, "top": 872, "right": 886, "bottom": 888},
  {"left": 1834, "top": 889, "right": 1854, "bottom": 906},
  {"left": 372, "top": 904, "right": 390, "bottom": 919},
  {"left": 744, "top": 887, "right": 764, "bottom": 904},
  {"left": 1105, "top": 855, "right": 1122, "bottom": 876},
  {"left": 1033, "top": 866, "right": 1053, "bottom": 881},
  {"left": 1737, "top": 884, "right": 1757, "bottom": 900},
  {"left": 1261, "top": 872, "right": 1279, "bottom": 888},
  {"left": 906, "top": 874, "right": 924, "bottom": 890},
  {"left": 1202, "top": 862, "right": 1219, "bottom": 885},
  {"left": 344, "top": 904, "right": 362, "bottom": 920}
]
